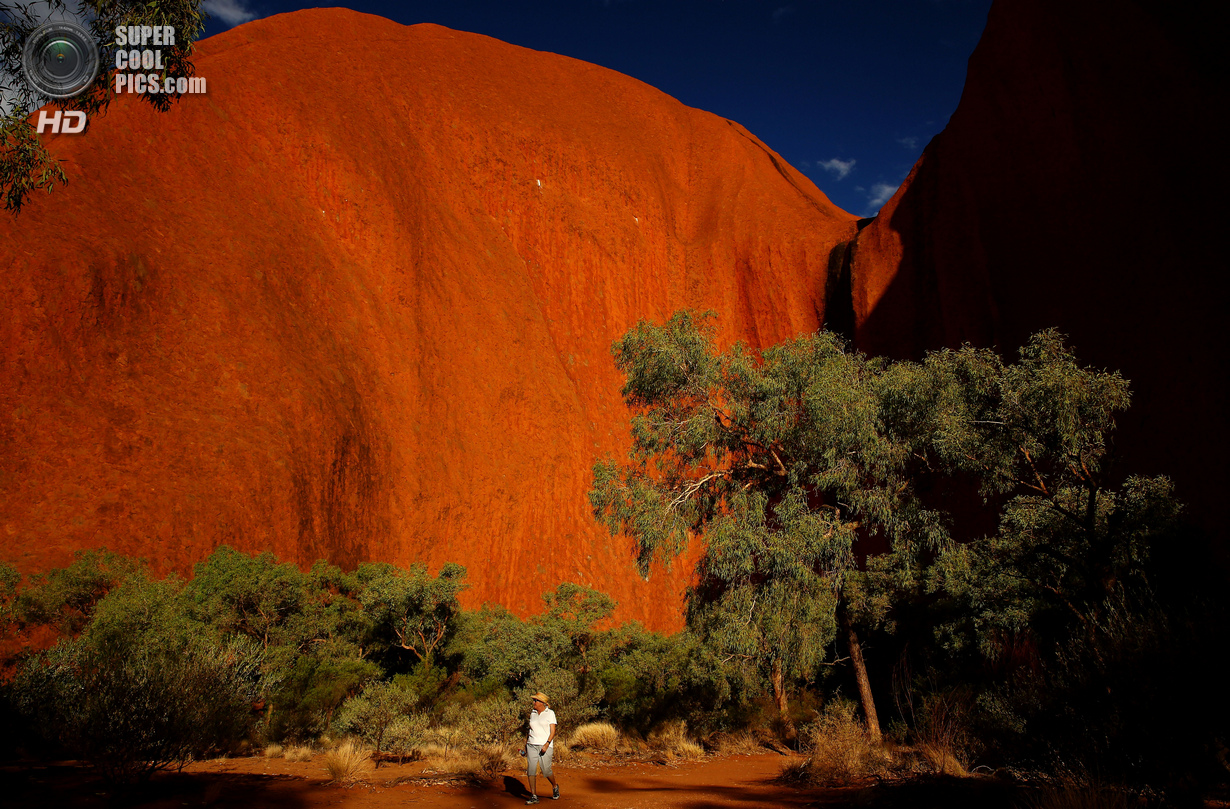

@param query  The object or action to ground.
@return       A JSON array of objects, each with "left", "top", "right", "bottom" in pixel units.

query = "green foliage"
[
  {"left": 335, "top": 679, "right": 419, "bottom": 761},
  {"left": 591, "top": 313, "right": 947, "bottom": 573},
  {"left": 921, "top": 330, "right": 1131, "bottom": 500},
  {"left": 11, "top": 549, "right": 144, "bottom": 633},
  {"left": 451, "top": 603, "right": 553, "bottom": 688},
  {"left": 0, "top": 111, "right": 65, "bottom": 212},
  {"left": 10, "top": 575, "right": 266, "bottom": 782},
  {"left": 458, "top": 695, "right": 525, "bottom": 747},
  {"left": 268, "top": 655, "right": 380, "bottom": 741},
  {"left": 357, "top": 561, "right": 468, "bottom": 668},
  {"left": 515, "top": 667, "right": 602, "bottom": 736},
  {"left": 540, "top": 582, "right": 615, "bottom": 673},
  {"left": 687, "top": 490, "right": 840, "bottom": 684},
  {"left": 0, "top": 561, "right": 19, "bottom": 626},
  {"left": 185, "top": 546, "right": 311, "bottom": 650},
  {"left": 180, "top": 547, "right": 375, "bottom": 742},
  {"left": 590, "top": 312, "right": 948, "bottom": 720},
  {"left": 594, "top": 625, "right": 749, "bottom": 734}
]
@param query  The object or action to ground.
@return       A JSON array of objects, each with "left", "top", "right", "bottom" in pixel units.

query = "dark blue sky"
[{"left": 201, "top": 0, "right": 993, "bottom": 217}]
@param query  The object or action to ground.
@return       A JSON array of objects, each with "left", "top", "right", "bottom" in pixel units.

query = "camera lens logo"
[{"left": 22, "top": 21, "right": 100, "bottom": 99}]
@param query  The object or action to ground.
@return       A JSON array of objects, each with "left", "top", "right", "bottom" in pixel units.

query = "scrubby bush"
[
  {"left": 334, "top": 680, "right": 419, "bottom": 764},
  {"left": 442, "top": 694, "right": 523, "bottom": 747},
  {"left": 11, "top": 577, "right": 266, "bottom": 783},
  {"left": 384, "top": 713, "right": 429, "bottom": 763},
  {"left": 515, "top": 668, "right": 602, "bottom": 736},
  {"left": 8, "top": 549, "right": 143, "bottom": 633},
  {"left": 266, "top": 654, "right": 381, "bottom": 741}
]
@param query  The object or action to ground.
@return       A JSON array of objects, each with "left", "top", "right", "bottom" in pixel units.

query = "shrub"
[
  {"left": 569, "top": 721, "right": 619, "bottom": 750},
  {"left": 515, "top": 668, "right": 602, "bottom": 736},
  {"left": 425, "top": 720, "right": 470, "bottom": 755},
  {"left": 461, "top": 695, "right": 524, "bottom": 747},
  {"left": 912, "top": 689, "right": 973, "bottom": 776},
  {"left": 10, "top": 578, "right": 266, "bottom": 783},
  {"left": 264, "top": 743, "right": 284, "bottom": 758},
  {"left": 384, "top": 714, "right": 429, "bottom": 763},
  {"left": 334, "top": 680, "right": 419, "bottom": 765},
  {"left": 459, "top": 745, "right": 515, "bottom": 784},
  {"left": 323, "top": 739, "right": 370, "bottom": 782},
  {"left": 284, "top": 745, "right": 314, "bottom": 762}
]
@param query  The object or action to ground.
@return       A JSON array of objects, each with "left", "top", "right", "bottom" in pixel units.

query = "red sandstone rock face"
[
  {"left": 0, "top": 10, "right": 857, "bottom": 628},
  {"left": 849, "top": 0, "right": 1227, "bottom": 547}
]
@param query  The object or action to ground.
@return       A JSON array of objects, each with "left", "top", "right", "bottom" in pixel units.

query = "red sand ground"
[{"left": 2, "top": 751, "right": 1027, "bottom": 808}]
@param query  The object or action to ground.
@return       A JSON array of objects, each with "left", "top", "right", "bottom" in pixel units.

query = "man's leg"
[
  {"left": 526, "top": 744, "right": 539, "bottom": 801},
  {"left": 541, "top": 744, "right": 558, "bottom": 798}
]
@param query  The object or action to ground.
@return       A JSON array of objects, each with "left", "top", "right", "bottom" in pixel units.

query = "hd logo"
[{"left": 35, "top": 110, "right": 87, "bottom": 134}]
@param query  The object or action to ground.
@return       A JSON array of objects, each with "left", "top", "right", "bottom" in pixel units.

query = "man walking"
[{"left": 524, "top": 692, "right": 558, "bottom": 803}]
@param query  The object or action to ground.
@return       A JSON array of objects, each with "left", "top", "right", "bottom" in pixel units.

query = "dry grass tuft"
[
  {"left": 785, "top": 700, "right": 892, "bottom": 786},
  {"left": 414, "top": 745, "right": 517, "bottom": 786},
  {"left": 569, "top": 722, "right": 620, "bottom": 751},
  {"left": 323, "top": 739, "right": 371, "bottom": 783},
  {"left": 284, "top": 745, "right": 314, "bottom": 763},
  {"left": 263, "top": 743, "right": 284, "bottom": 758},
  {"left": 648, "top": 720, "right": 705, "bottom": 759},
  {"left": 709, "top": 730, "right": 765, "bottom": 756},
  {"left": 918, "top": 743, "right": 967, "bottom": 777}
]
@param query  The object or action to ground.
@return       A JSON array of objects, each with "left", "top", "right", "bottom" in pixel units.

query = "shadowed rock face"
[
  {"left": 0, "top": 10, "right": 857, "bottom": 627},
  {"left": 849, "top": 0, "right": 1228, "bottom": 550}
]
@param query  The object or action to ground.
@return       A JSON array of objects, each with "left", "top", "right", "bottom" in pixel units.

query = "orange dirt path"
[{"left": 2, "top": 752, "right": 1030, "bottom": 808}]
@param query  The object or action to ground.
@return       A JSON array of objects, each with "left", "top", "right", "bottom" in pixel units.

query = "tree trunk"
[
  {"left": 840, "top": 608, "right": 882, "bottom": 744},
  {"left": 770, "top": 657, "right": 797, "bottom": 741}
]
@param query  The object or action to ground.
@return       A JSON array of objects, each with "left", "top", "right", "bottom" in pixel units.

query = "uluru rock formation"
[
  {"left": 847, "top": 0, "right": 1228, "bottom": 550},
  {"left": 0, "top": 10, "right": 857, "bottom": 628},
  {"left": 5, "top": 0, "right": 1224, "bottom": 629}
]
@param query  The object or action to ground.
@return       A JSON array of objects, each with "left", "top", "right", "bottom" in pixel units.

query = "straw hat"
[{"left": 530, "top": 692, "right": 550, "bottom": 705}]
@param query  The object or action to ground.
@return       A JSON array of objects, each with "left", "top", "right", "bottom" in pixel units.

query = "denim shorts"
[{"left": 526, "top": 742, "right": 554, "bottom": 777}]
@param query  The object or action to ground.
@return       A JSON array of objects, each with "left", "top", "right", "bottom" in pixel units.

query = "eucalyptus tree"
[
  {"left": 590, "top": 311, "right": 948, "bottom": 739},
  {"left": 924, "top": 331, "right": 1181, "bottom": 659}
]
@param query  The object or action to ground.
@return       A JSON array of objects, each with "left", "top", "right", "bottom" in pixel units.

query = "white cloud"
[
  {"left": 818, "top": 158, "right": 855, "bottom": 181},
  {"left": 202, "top": 0, "right": 258, "bottom": 27},
  {"left": 864, "top": 182, "right": 899, "bottom": 216},
  {"left": 897, "top": 136, "right": 919, "bottom": 150}
]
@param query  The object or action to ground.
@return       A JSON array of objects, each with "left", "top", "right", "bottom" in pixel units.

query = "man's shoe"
[
  {"left": 526, "top": 797, "right": 539, "bottom": 805},
  {"left": 552, "top": 785, "right": 560, "bottom": 800}
]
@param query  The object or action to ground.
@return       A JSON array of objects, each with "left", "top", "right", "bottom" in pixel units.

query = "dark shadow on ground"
[
  {"left": 0, "top": 763, "right": 313, "bottom": 809},
  {"left": 577, "top": 772, "right": 1022, "bottom": 808},
  {"left": 503, "top": 773, "right": 530, "bottom": 798}
]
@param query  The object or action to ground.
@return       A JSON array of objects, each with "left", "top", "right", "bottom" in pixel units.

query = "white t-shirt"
[{"left": 528, "top": 707, "right": 557, "bottom": 746}]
